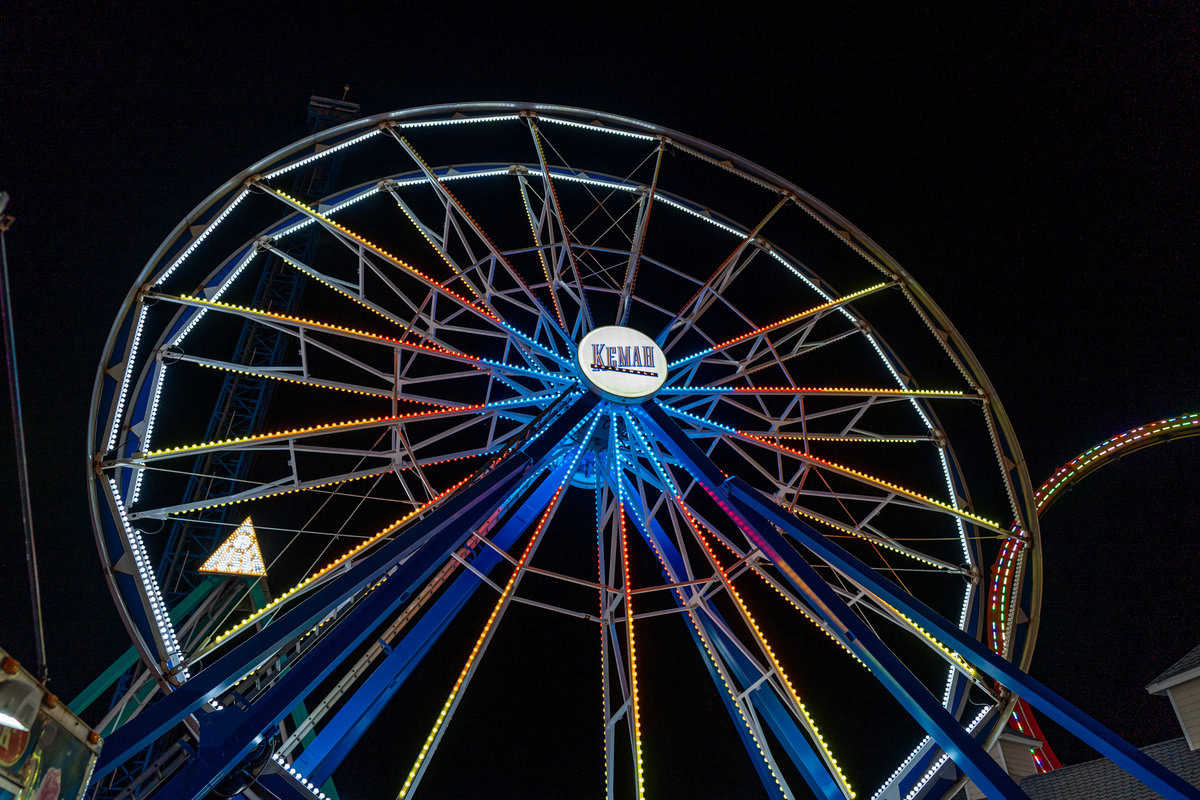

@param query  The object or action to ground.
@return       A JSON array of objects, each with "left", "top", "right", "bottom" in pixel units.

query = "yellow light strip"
[
  {"left": 169, "top": 449, "right": 494, "bottom": 517},
  {"left": 160, "top": 292, "right": 458, "bottom": 358},
  {"left": 683, "top": 502, "right": 855, "bottom": 798},
  {"left": 271, "top": 247, "right": 445, "bottom": 332},
  {"left": 692, "top": 512, "right": 865, "bottom": 667},
  {"left": 630, "top": 502, "right": 790, "bottom": 797},
  {"left": 782, "top": 506, "right": 954, "bottom": 570},
  {"left": 210, "top": 475, "right": 474, "bottom": 647},
  {"left": 518, "top": 178, "right": 568, "bottom": 332},
  {"left": 671, "top": 282, "right": 892, "bottom": 366},
  {"left": 397, "top": 414, "right": 600, "bottom": 797},
  {"left": 265, "top": 186, "right": 497, "bottom": 320},
  {"left": 386, "top": 188, "right": 484, "bottom": 301},
  {"left": 143, "top": 402, "right": 493, "bottom": 459},
  {"left": 617, "top": 498, "right": 647, "bottom": 799},
  {"left": 737, "top": 432, "right": 1005, "bottom": 533}
]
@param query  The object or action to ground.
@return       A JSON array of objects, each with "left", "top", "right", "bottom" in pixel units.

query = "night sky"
[{"left": 3, "top": 3, "right": 1198, "bottom": 797}]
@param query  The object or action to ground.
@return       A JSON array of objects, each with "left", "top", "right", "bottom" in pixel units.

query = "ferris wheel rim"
[{"left": 86, "top": 102, "right": 1042, "bottom": 799}]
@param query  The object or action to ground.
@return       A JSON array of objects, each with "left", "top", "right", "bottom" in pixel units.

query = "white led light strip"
[{"left": 107, "top": 478, "right": 189, "bottom": 680}]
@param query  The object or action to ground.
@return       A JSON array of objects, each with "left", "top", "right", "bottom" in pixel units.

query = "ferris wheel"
[{"left": 85, "top": 103, "right": 1197, "bottom": 800}]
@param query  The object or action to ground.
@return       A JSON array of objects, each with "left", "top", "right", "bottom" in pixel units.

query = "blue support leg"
[
  {"left": 94, "top": 393, "right": 596, "bottom": 791},
  {"left": 294, "top": 457, "right": 574, "bottom": 784},
  {"left": 635, "top": 403, "right": 1029, "bottom": 800},
  {"left": 725, "top": 475, "right": 1200, "bottom": 800}
]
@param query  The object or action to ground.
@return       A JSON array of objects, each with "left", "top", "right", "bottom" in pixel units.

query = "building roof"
[
  {"left": 1147, "top": 643, "right": 1200, "bottom": 694},
  {"left": 1019, "top": 738, "right": 1200, "bottom": 800}
]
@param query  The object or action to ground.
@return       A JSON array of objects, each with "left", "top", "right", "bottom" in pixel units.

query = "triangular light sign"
[{"left": 199, "top": 517, "right": 267, "bottom": 577}]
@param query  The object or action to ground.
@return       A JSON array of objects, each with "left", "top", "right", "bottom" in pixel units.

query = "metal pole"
[{"left": 0, "top": 194, "right": 48, "bottom": 684}]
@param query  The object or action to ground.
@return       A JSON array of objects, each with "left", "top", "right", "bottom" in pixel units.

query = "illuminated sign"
[{"left": 577, "top": 326, "right": 667, "bottom": 400}]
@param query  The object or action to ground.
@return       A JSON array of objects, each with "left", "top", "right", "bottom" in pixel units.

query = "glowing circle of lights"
[{"left": 87, "top": 103, "right": 1042, "bottom": 800}]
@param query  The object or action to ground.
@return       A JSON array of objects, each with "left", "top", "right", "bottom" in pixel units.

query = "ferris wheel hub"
[{"left": 577, "top": 325, "right": 667, "bottom": 402}]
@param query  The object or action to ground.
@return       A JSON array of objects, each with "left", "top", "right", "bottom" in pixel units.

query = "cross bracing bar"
[
  {"left": 639, "top": 402, "right": 1200, "bottom": 800},
  {"left": 93, "top": 392, "right": 598, "bottom": 791},
  {"left": 635, "top": 402, "right": 1026, "bottom": 799}
]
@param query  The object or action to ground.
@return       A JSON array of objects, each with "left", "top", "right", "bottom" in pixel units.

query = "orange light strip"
[
  {"left": 681, "top": 502, "right": 855, "bottom": 797},
  {"left": 140, "top": 392, "right": 558, "bottom": 460},
  {"left": 736, "top": 432, "right": 1005, "bottom": 534},
  {"left": 669, "top": 281, "right": 893, "bottom": 367},
  {"left": 397, "top": 412, "right": 601, "bottom": 798},
  {"left": 264, "top": 186, "right": 496, "bottom": 320},
  {"left": 210, "top": 474, "right": 475, "bottom": 647}
]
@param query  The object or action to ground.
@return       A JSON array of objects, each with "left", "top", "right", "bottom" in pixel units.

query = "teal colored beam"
[{"left": 70, "top": 577, "right": 220, "bottom": 715}]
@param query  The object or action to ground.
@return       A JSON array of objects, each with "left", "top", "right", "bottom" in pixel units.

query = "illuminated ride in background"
[
  {"left": 84, "top": 103, "right": 1200, "bottom": 800},
  {"left": 987, "top": 411, "right": 1200, "bottom": 775}
]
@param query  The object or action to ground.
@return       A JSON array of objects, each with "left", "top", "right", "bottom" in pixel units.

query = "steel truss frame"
[{"left": 84, "top": 104, "right": 1190, "bottom": 800}]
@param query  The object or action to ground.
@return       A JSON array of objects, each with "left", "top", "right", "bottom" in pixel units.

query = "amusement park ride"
[{"left": 1, "top": 102, "right": 1197, "bottom": 800}]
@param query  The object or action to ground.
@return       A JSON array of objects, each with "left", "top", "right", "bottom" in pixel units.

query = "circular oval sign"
[{"left": 577, "top": 326, "right": 668, "bottom": 400}]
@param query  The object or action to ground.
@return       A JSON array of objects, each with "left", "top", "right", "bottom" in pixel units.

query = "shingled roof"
[
  {"left": 1019, "top": 738, "right": 1200, "bottom": 800},
  {"left": 1147, "top": 643, "right": 1200, "bottom": 695}
]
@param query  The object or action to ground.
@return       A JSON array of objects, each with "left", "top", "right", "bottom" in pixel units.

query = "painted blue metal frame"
[
  {"left": 93, "top": 392, "right": 596, "bottom": 794},
  {"left": 635, "top": 401, "right": 1199, "bottom": 800},
  {"left": 293, "top": 458, "right": 573, "bottom": 784}
]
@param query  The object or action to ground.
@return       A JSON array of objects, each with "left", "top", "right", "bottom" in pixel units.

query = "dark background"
[{"left": 3, "top": 1, "right": 1197, "bottom": 795}]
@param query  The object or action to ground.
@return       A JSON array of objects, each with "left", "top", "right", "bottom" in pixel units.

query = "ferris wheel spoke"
[
  {"left": 525, "top": 118, "right": 595, "bottom": 333},
  {"left": 395, "top": 411, "right": 601, "bottom": 799},
  {"left": 386, "top": 132, "right": 573, "bottom": 353},
  {"left": 608, "top": 469, "right": 800, "bottom": 799},
  {"left": 148, "top": 292, "right": 572, "bottom": 398},
  {"left": 657, "top": 401, "right": 1006, "bottom": 534},
  {"left": 658, "top": 195, "right": 789, "bottom": 351},
  {"left": 515, "top": 175, "right": 570, "bottom": 333},
  {"left": 385, "top": 182, "right": 567, "bottom": 373},
  {"left": 665, "top": 280, "right": 895, "bottom": 370},
  {"left": 615, "top": 140, "right": 664, "bottom": 327},
  {"left": 121, "top": 394, "right": 557, "bottom": 466}
]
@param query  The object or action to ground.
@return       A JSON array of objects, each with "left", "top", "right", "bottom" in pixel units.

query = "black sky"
[{"left": 2, "top": 1, "right": 1198, "bottom": 795}]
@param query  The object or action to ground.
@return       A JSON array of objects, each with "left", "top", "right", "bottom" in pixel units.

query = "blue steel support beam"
[
  {"left": 294, "top": 458, "right": 573, "bottom": 784},
  {"left": 723, "top": 478, "right": 1200, "bottom": 800},
  {"left": 94, "top": 392, "right": 596, "bottom": 787},
  {"left": 635, "top": 403, "right": 1028, "bottom": 800},
  {"left": 139, "top": 399, "right": 599, "bottom": 800},
  {"left": 616, "top": 472, "right": 841, "bottom": 800}
]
